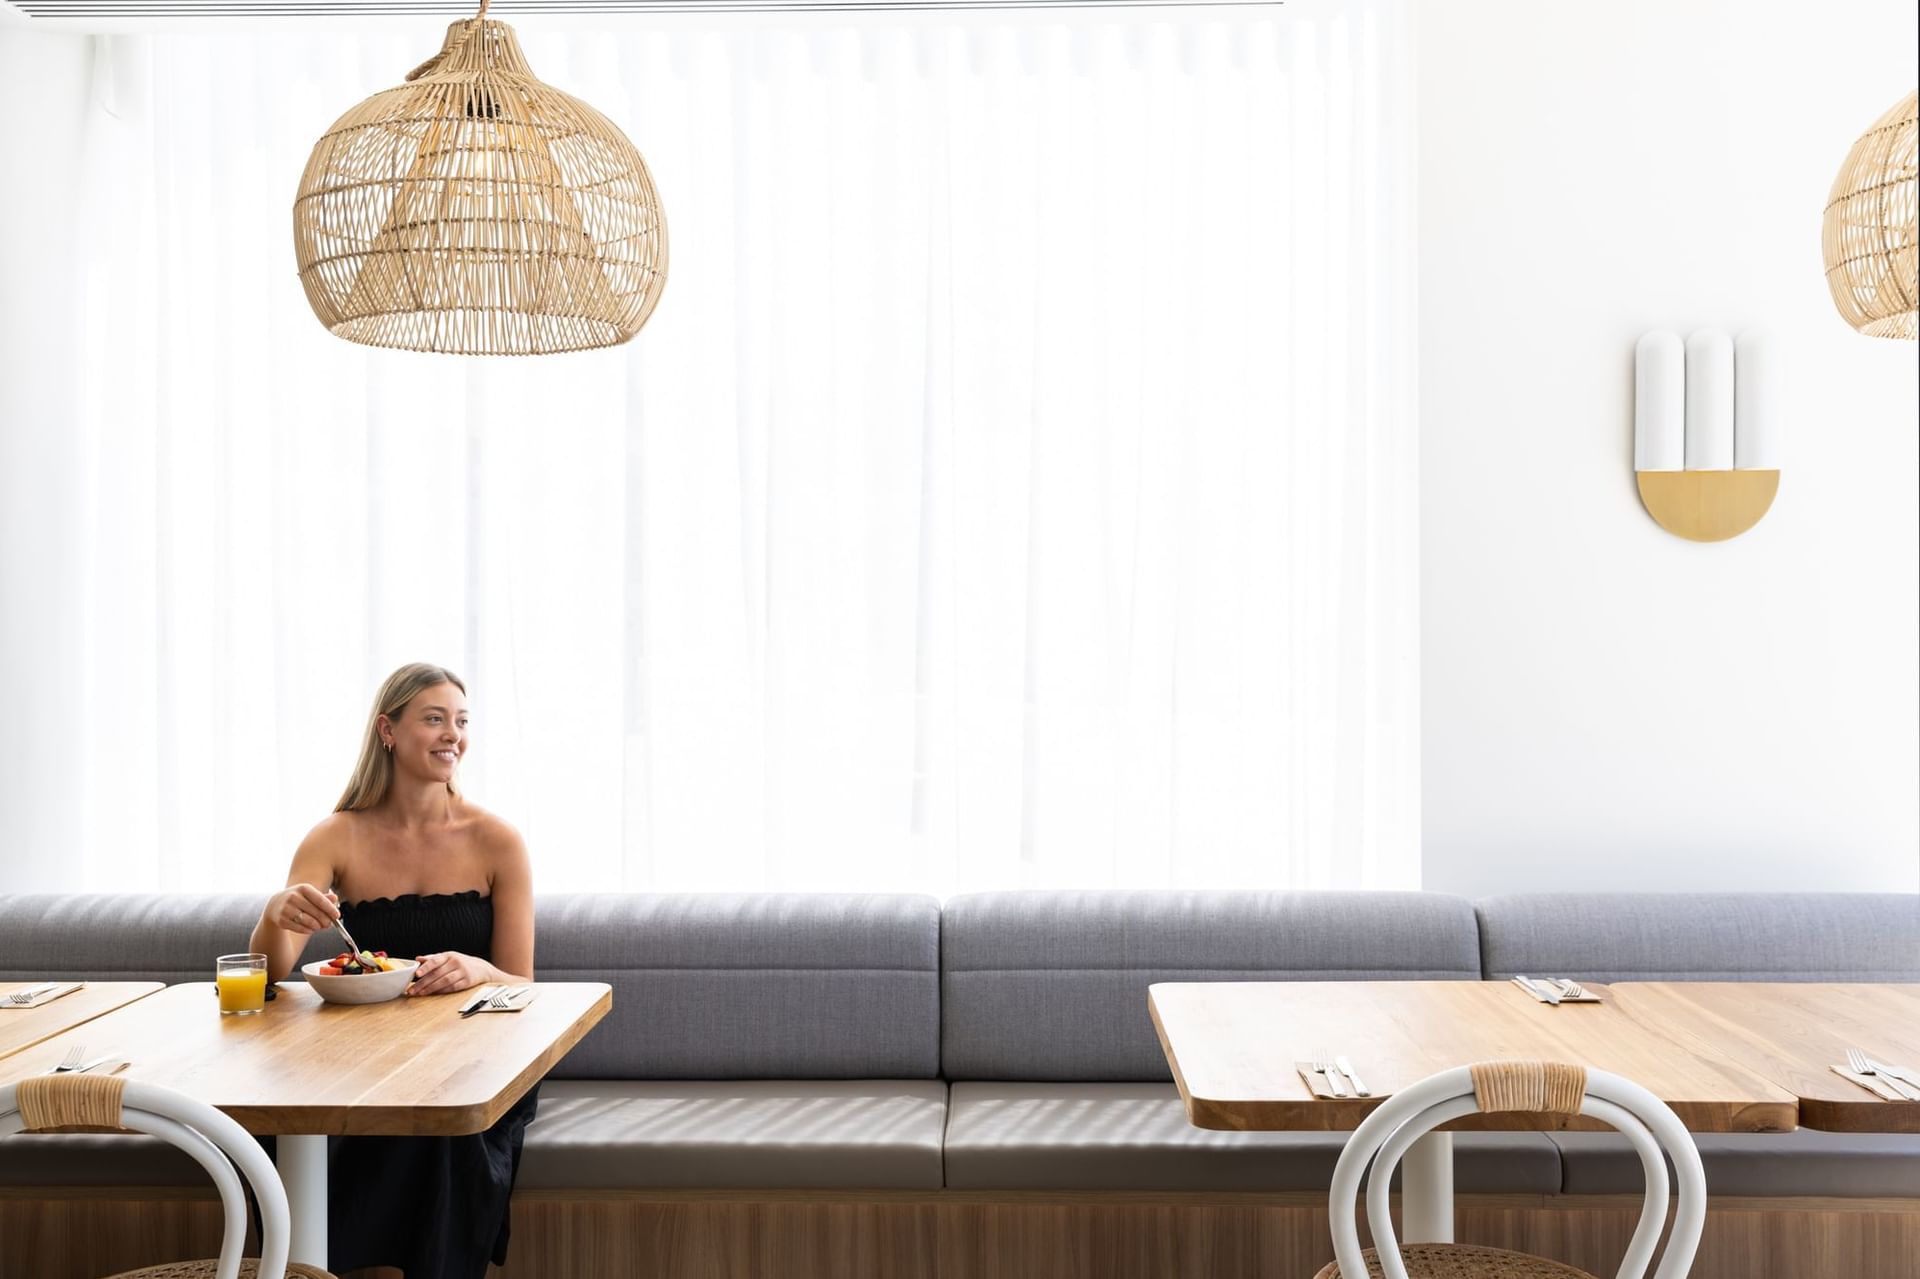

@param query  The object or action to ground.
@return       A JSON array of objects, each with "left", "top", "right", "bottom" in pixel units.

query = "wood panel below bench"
[
  {"left": 4, "top": 1189, "right": 1916, "bottom": 1279},
  {"left": 0, "top": 1188, "right": 227, "bottom": 1279},
  {"left": 502, "top": 1190, "right": 1920, "bottom": 1279}
]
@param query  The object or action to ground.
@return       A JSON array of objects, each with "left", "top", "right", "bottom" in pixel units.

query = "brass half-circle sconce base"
[{"left": 1636, "top": 470, "right": 1779, "bottom": 542}]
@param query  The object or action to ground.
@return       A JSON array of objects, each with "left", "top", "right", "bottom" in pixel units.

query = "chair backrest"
[
  {"left": 0, "top": 1075, "right": 290, "bottom": 1279},
  {"left": 1328, "top": 1061, "right": 1705, "bottom": 1279}
]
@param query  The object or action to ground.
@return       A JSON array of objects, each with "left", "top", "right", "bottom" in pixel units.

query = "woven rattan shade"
[
  {"left": 293, "top": 7, "right": 667, "bottom": 355},
  {"left": 1822, "top": 90, "right": 1917, "bottom": 340}
]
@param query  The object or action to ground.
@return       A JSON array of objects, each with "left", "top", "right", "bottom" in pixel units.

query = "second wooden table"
[{"left": 1148, "top": 979, "right": 1796, "bottom": 1243}]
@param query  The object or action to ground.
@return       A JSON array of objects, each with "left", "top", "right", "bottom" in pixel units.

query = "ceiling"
[{"left": 2, "top": 0, "right": 1259, "bottom": 24}]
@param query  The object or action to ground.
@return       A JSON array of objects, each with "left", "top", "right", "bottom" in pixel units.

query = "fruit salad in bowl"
[{"left": 301, "top": 950, "right": 418, "bottom": 1005}]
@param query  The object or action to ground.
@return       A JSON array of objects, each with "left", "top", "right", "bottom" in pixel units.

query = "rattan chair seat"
[
  {"left": 1312, "top": 1242, "right": 1599, "bottom": 1279},
  {"left": 104, "top": 1262, "right": 336, "bottom": 1278}
]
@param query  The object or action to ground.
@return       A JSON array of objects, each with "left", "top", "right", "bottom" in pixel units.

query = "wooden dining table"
[
  {"left": 1148, "top": 979, "right": 1798, "bottom": 1244},
  {"left": 0, "top": 978, "right": 612, "bottom": 1269},
  {"left": 1606, "top": 982, "right": 1920, "bottom": 1133}
]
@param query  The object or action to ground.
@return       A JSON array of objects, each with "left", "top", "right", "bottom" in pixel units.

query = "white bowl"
[{"left": 300, "top": 957, "right": 419, "bottom": 1005}]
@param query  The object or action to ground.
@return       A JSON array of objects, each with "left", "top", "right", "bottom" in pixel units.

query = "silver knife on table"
[
  {"left": 1335, "top": 1054, "right": 1372, "bottom": 1097},
  {"left": 1513, "top": 975, "right": 1561, "bottom": 1005}
]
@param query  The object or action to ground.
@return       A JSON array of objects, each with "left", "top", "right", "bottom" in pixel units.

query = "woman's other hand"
[
  {"left": 407, "top": 951, "right": 491, "bottom": 996},
  {"left": 269, "top": 883, "right": 341, "bottom": 936}
]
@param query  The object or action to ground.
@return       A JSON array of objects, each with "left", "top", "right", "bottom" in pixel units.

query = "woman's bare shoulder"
[
  {"left": 454, "top": 801, "right": 527, "bottom": 856},
  {"left": 455, "top": 803, "right": 530, "bottom": 895},
  {"left": 299, "top": 810, "right": 364, "bottom": 852},
  {"left": 281, "top": 812, "right": 360, "bottom": 886}
]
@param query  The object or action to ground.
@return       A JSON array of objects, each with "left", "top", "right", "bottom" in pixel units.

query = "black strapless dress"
[{"left": 324, "top": 890, "right": 539, "bottom": 1278}]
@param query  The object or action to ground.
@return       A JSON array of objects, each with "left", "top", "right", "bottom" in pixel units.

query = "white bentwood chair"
[
  {"left": 0, "top": 1073, "right": 337, "bottom": 1279},
  {"left": 1315, "top": 1060, "right": 1707, "bottom": 1279}
]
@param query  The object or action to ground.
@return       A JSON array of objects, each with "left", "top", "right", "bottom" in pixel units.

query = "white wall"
[
  {"left": 1420, "top": 1, "right": 1920, "bottom": 895},
  {"left": 4, "top": 11, "right": 1915, "bottom": 896}
]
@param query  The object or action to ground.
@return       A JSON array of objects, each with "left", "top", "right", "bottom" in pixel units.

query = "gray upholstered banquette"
[{"left": 0, "top": 889, "right": 1915, "bottom": 1197}]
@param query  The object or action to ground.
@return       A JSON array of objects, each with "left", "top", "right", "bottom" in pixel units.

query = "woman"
[{"left": 250, "top": 662, "right": 537, "bottom": 1279}]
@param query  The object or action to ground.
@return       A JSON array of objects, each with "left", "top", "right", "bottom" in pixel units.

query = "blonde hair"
[{"left": 336, "top": 663, "right": 468, "bottom": 812}]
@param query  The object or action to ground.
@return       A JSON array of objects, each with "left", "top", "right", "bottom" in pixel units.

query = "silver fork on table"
[
  {"left": 8, "top": 983, "right": 57, "bottom": 1005},
  {"left": 1846, "top": 1048, "right": 1920, "bottom": 1100},
  {"left": 1554, "top": 979, "right": 1589, "bottom": 1000},
  {"left": 45, "top": 1045, "right": 87, "bottom": 1074},
  {"left": 1311, "top": 1052, "right": 1350, "bottom": 1098}
]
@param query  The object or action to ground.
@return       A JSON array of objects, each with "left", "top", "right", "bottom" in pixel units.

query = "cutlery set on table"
[
  {"left": 41, "top": 1044, "right": 129, "bottom": 1076},
  {"left": 3, "top": 981, "right": 85, "bottom": 1008},
  {"left": 1295, "top": 1053, "right": 1372, "bottom": 1098},
  {"left": 457, "top": 985, "right": 537, "bottom": 1018},
  {"left": 1511, "top": 976, "right": 1600, "bottom": 1004},
  {"left": 1832, "top": 1049, "right": 1920, "bottom": 1101}
]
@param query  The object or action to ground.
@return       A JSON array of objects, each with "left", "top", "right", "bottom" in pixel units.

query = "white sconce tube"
[
  {"left": 1634, "top": 331, "right": 1685, "bottom": 471},
  {"left": 1684, "top": 330, "right": 1734, "bottom": 470},
  {"left": 1734, "top": 329, "right": 1781, "bottom": 469}
]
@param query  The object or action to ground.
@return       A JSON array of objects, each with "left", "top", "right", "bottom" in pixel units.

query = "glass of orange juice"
[{"left": 216, "top": 953, "right": 268, "bottom": 1015}]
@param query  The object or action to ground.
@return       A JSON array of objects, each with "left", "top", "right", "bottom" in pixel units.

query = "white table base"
[
  {"left": 277, "top": 1133, "right": 328, "bottom": 1267},
  {"left": 1400, "top": 1132, "right": 1454, "bottom": 1243}
]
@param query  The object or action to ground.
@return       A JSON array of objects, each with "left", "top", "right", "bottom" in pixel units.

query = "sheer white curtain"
[{"left": 4, "top": 4, "right": 1416, "bottom": 896}]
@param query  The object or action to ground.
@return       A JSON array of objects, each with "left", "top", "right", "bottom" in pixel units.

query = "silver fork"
[
  {"left": 46, "top": 1045, "right": 87, "bottom": 1074},
  {"left": 1846, "top": 1048, "right": 1920, "bottom": 1100},
  {"left": 1311, "top": 1052, "right": 1350, "bottom": 1098},
  {"left": 1554, "top": 979, "right": 1589, "bottom": 1000},
  {"left": 8, "top": 983, "right": 56, "bottom": 1005}
]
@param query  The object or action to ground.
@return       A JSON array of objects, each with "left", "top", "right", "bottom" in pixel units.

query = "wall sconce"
[{"left": 1634, "top": 329, "right": 1779, "bottom": 541}]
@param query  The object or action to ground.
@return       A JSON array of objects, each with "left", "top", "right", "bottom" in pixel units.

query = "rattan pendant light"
[
  {"left": 293, "top": 0, "right": 668, "bottom": 355},
  {"left": 1821, "top": 90, "right": 1917, "bottom": 340}
]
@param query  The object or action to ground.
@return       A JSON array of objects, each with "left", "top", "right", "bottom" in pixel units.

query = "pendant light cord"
[{"left": 406, "top": 0, "right": 492, "bottom": 82}]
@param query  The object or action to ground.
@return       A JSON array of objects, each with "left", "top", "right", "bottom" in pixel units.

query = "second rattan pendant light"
[
  {"left": 294, "top": 0, "right": 668, "bottom": 356},
  {"left": 1821, "top": 90, "right": 1916, "bottom": 340}
]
